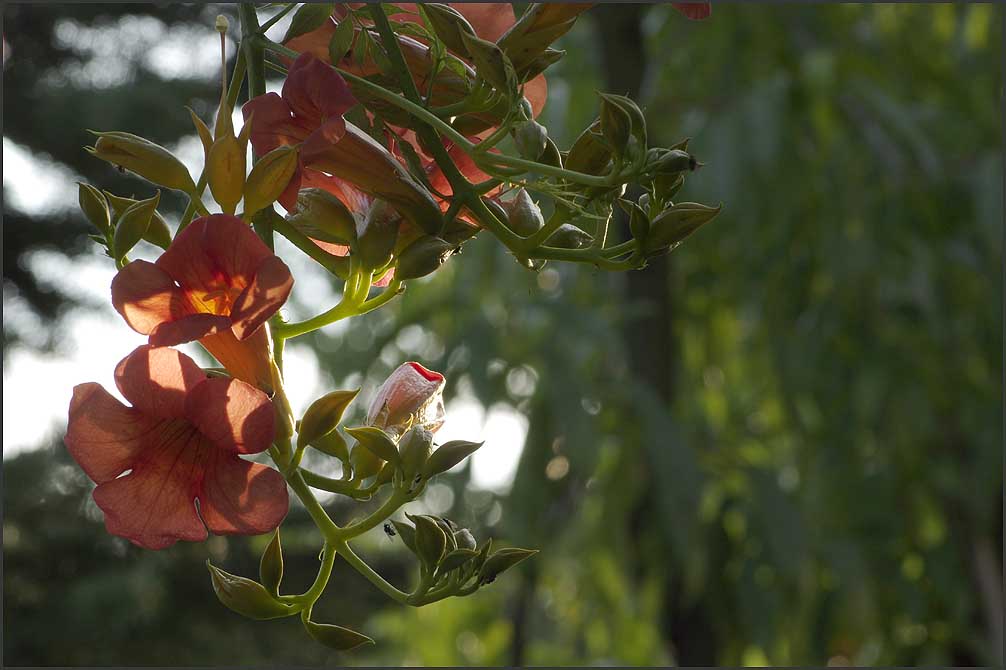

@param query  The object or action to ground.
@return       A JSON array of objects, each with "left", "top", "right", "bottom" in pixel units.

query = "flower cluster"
[{"left": 65, "top": 1, "right": 715, "bottom": 653}]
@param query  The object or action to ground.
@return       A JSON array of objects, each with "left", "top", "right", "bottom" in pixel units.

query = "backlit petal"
[
  {"left": 230, "top": 256, "right": 294, "bottom": 341},
  {"left": 283, "top": 52, "right": 356, "bottom": 125},
  {"left": 64, "top": 383, "right": 157, "bottom": 483},
  {"left": 199, "top": 454, "right": 289, "bottom": 536},
  {"left": 185, "top": 377, "right": 275, "bottom": 455},
  {"left": 149, "top": 313, "right": 232, "bottom": 347},
  {"left": 114, "top": 345, "right": 206, "bottom": 420},
  {"left": 111, "top": 260, "right": 193, "bottom": 336}
]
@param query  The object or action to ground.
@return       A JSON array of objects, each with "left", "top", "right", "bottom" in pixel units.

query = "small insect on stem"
[{"left": 383, "top": 522, "right": 397, "bottom": 538}]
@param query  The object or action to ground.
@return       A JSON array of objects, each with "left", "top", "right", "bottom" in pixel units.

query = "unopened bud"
[
  {"left": 89, "top": 131, "right": 196, "bottom": 192},
  {"left": 287, "top": 188, "right": 357, "bottom": 244},
  {"left": 644, "top": 201, "right": 721, "bottom": 256},
  {"left": 243, "top": 145, "right": 298, "bottom": 217},
  {"left": 207, "top": 134, "right": 246, "bottom": 215},
  {"left": 514, "top": 119, "right": 548, "bottom": 160},
  {"left": 78, "top": 182, "right": 110, "bottom": 234},
  {"left": 356, "top": 199, "right": 401, "bottom": 270},
  {"left": 500, "top": 189, "right": 543, "bottom": 236},
  {"left": 400, "top": 426, "right": 434, "bottom": 486},
  {"left": 396, "top": 237, "right": 456, "bottom": 280},
  {"left": 652, "top": 148, "right": 697, "bottom": 175},
  {"left": 113, "top": 191, "right": 161, "bottom": 261},
  {"left": 545, "top": 223, "right": 593, "bottom": 249},
  {"left": 215, "top": 15, "right": 230, "bottom": 33}
]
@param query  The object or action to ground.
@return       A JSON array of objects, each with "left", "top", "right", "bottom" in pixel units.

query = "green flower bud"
[
  {"left": 355, "top": 199, "right": 400, "bottom": 270},
  {"left": 302, "top": 617, "right": 374, "bottom": 651},
  {"left": 207, "top": 133, "right": 247, "bottom": 215},
  {"left": 113, "top": 191, "right": 161, "bottom": 261},
  {"left": 297, "top": 389, "right": 360, "bottom": 451},
  {"left": 399, "top": 426, "right": 434, "bottom": 486},
  {"left": 310, "top": 428, "right": 350, "bottom": 463},
  {"left": 89, "top": 131, "right": 196, "bottom": 192},
  {"left": 395, "top": 237, "right": 457, "bottom": 280},
  {"left": 514, "top": 119, "right": 548, "bottom": 160},
  {"left": 349, "top": 440, "right": 384, "bottom": 480},
  {"left": 459, "top": 30, "right": 516, "bottom": 95},
  {"left": 644, "top": 201, "right": 721, "bottom": 256},
  {"left": 420, "top": 3, "right": 477, "bottom": 57},
  {"left": 454, "top": 528, "right": 477, "bottom": 550},
  {"left": 545, "top": 223, "right": 593, "bottom": 249},
  {"left": 439, "top": 548, "right": 477, "bottom": 574},
  {"left": 206, "top": 560, "right": 297, "bottom": 620},
  {"left": 478, "top": 547, "right": 538, "bottom": 586},
  {"left": 500, "top": 189, "right": 544, "bottom": 236},
  {"left": 410, "top": 513, "right": 447, "bottom": 572},
  {"left": 103, "top": 191, "right": 171, "bottom": 249},
  {"left": 599, "top": 95, "right": 631, "bottom": 158},
  {"left": 345, "top": 425, "right": 400, "bottom": 465},
  {"left": 391, "top": 519, "right": 418, "bottom": 553},
  {"left": 259, "top": 529, "right": 284, "bottom": 598},
  {"left": 651, "top": 148, "right": 697, "bottom": 175},
  {"left": 78, "top": 183, "right": 110, "bottom": 234},
  {"left": 423, "top": 439, "right": 484, "bottom": 478},
  {"left": 243, "top": 145, "right": 299, "bottom": 217},
  {"left": 287, "top": 188, "right": 357, "bottom": 245}
]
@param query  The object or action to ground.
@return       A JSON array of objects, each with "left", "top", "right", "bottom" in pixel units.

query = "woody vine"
[{"left": 66, "top": 2, "right": 717, "bottom": 651}]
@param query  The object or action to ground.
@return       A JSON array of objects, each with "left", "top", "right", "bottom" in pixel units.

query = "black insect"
[
  {"left": 383, "top": 522, "right": 396, "bottom": 538},
  {"left": 115, "top": 164, "right": 127, "bottom": 174}
]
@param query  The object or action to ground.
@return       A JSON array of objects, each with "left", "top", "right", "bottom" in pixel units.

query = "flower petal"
[
  {"left": 64, "top": 383, "right": 157, "bottom": 484},
  {"left": 114, "top": 345, "right": 206, "bottom": 420},
  {"left": 111, "top": 260, "right": 194, "bottom": 336},
  {"left": 199, "top": 454, "right": 289, "bottom": 536},
  {"left": 92, "top": 427, "right": 209, "bottom": 550},
  {"left": 200, "top": 328, "right": 275, "bottom": 392},
  {"left": 230, "top": 256, "right": 294, "bottom": 341},
  {"left": 156, "top": 214, "right": 272, "bottom": 296},
  {"left": 149, "top": 313, "right": 233, "bottom": 347},
  {"left": 367, "top": 361, "right": 447, "bottom": 434},
  {"left": 185, "top": 377, "right": 275, "bottom": 454},
  {"left": 242, "top": 91, "right": 308, "bottom": 157},
  {"left": 283, "top": 52, "right": 357, "bottom": 126}
]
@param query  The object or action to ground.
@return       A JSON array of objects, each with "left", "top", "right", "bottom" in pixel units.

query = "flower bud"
[
  {"left": 454, "top": 528, "right": 477, "bottom": 550},
  {"left": 243, "top": 145, "right": 299, "bottom": 217},
  {"left": 286, "top": 188, "right": 357, "bottom": 244},
  {"left": 349, "top": 441, "right": 384, "bottom": 480},
  {"left": 259, "top": 529, "right": 283, "bottom": 598},
  {"left": 395, "top": 237, "right": 456, "bottom": 280},
  {"left": 410, "top": 512, "right": 447, "bottom": 572},
  {"left": 478, "top": 547, "right": 538, "bottom": 586},
  {"left": 104, "top": 191, "right": 171, "bottom": 250},
  {"left": 206, "top": 560, "right": 296, "bottom": 620},
  {"left": 367, "top": 362, "right": 446, "bottom": 436},
  {"left": 207, "top": 133, "right": 247, "bottom": 215},
  {"left": 302, "top": 618, "right": 374, "bottom": 651},
  {"left": 345, "top": 425, "right": 400, "bottom": 465},
  {"left": 78, "top": 183, "right": 110, "bottom": 234},
  {"left": 500, "top": 189, "right": 544, "bottom": 236},
  {"left": 651, "top": 148, "right": 697, "bottom": 175},
  {"left": 643, "top": 201, "right": 721, "bottom": 256},
  {"left": 459, "top": 30, "right": 515, "bottom": 95},
  {"left": 399, "top": 426, "right": 434, "bottom": 485},
  {"left": 356, "top": 199, "right": 400, "bottom": 271},
  {"left": 113, "top": 191, "right": 161, "bottom": 261},
  {"left": 599, "top": 95, "right": 631, "bottom": 158},
  {"left": 424, "top": 439, "right": 484, "bottom": 478},
  {"left": 514, "top": 119, "right": 548, "bottom": 160},
  {"left": 545, "top": 223, "right": 593, "bottom": 249},
  {"left": 421, "top": 3, "right": 477, "bottom": 57},
  {"left": 89, "top": 131, "right": 196, "bottom": 192},
  {"left": 297, "top": 389, "right": 359, "bottom": 451}
]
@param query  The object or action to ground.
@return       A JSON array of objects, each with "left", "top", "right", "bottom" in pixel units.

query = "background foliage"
[{"left": 3, "top": 3, "right": 1002, "bottom": 666}]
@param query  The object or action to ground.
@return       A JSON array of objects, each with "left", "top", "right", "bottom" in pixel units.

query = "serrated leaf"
[{"left": 329, "top": 16, "right": 356, "bottom": 64}]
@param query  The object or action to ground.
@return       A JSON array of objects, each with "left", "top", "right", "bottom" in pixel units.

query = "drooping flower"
[
  {"left": 64, "top": 345, "right": 289, "bottom": 550},
  {"left": 111, "top": 214, "right": 293, "bottom": 389},
  {"left": 367, "top": 362, "right": 446, "bottom": 436}
]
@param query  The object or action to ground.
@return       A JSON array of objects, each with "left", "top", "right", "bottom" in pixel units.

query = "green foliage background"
[{"left": 3, "top": 3, "right": 1002, "bottom": 666}]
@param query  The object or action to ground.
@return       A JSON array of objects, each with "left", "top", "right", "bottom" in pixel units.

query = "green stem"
[
  {"left": 274, "top": 278, "right": 403, "bottom": 340},
  {"left": 333, "top": 490, "right": 408, "bottom": 540},
  {"left": 335, "top": 539, "right": 410, "bottom": 604},
  {"left": 258, "top": 2, "right": 298, "bottom": 33},
  {"left": 290, "top": 542, "right": 337, "bottom": 604},
  {"left": 288, "top": 470, "right": 341, "bottom": 542},
  {"left": 300, "top": 469, "right": 374, "bottom": 500}
]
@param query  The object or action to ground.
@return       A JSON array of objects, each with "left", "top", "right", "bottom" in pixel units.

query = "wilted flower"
[
  {"left": 367, "top": 362, "right": 446, "bottom": 436},
  {"left": 111, "top": 214, "right": 293, "bottom": 389},
  {"left": 64, "top": 345, "right": 288, "bottom": 550}
]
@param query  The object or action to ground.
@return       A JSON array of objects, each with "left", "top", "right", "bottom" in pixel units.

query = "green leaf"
[
  {"left": 345, "top": 426, "right": 400, "bottom": 464},
  {"left": 206, "top": 560, "right": 297, "bottom": 620},
  {"left": 297, "top": 389, "right": 360, "bottom": 450},
  {"left": 459, "top": 30, "right": 517, "bottom": 98},
  {"left": 303, "top": 616, "right": 374, "bottom": 651},
  {"left": 329, "top": 15, "right": 356, "bottom": 64},
  {"left": 423, "top": 440, "right": 484, "bottom": 477},
  {"left": 419, "top": 3, "right": 476, "bottom": 57},
  {"left": 283, "top": 3, "right": 335, "bottom": 43},
  {"left": 259, "top": 529, "right": 284, "bottom": 598}
]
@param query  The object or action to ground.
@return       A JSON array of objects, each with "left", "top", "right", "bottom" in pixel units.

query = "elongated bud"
[
  {"left": 345, "top": 425, "right": 400, "bottom": 465},
  {"left": 207, "top": 134, "right": 246, "bottom": 214},
  {"left": 78, "top": 182, "right": 110, "bottom": 234},
  {"left": 89, "top": 131, "right": 196, "bottom": 192},
  {"left": 599, "top": 95, "right": 631, "bottom": 158},
  {"left": 650, "top": 148, "right": 697, "bottom": 175},
  {"left": 459, "top": 30, "right": 515, "bottom": 95},
  {"left": 302, "top": 618, "right": 374, "bottom": 651},
  {"left": 349, "top": 440, "right": 384, "bottom": 480},
  {"left": 356, "top": 199, "right": 400, "bottom": 270},
  {"left": 395, "top": 237, "right": 456, "bottom": 280},
  {"left": 423, "top": 439, "right": 483, "bottom": 478},
  {"left": 113, "top": 191, "right": 161, "bottom": 261},
  {"left": 644, "top": 202, "right": 721, "bottom": 256},
  {"left": 310, "top": 428, "right": 350, "bottom": 463},
  {"left": 286, "top": 188, "right": 357, "bottom": 244},
  {"left": 454, "top": 528, "right": 477, "bottom": 550},
  {"left": 514, "top": 119, "right": 548, "bottom": 160},
  {"left": 104, "top": 191, "right": 171, "bottom": 249},
  {"left": 410, "top": 513, "right": 447, "bottom": 572},
  {"left": 243, "top": 145, "right": 298, "bottom": 217},
  {"left": 600, "top": 92, "right": 647, "bottom": 148},
  {"left": 421, "top": 3, "right": 477, "bottom": 57},
  {"left": 367, "top": 362, "right": 446, "bottom": 436},
  {"left": 478, "top": 547, "right": 538, "bottom": 586},
  {"left": 297, "top": 389, "right": 359, "bottom": 451},
  {"left": 500, "top": 189, "right": 543, "bottom": 236},
  {"left": 259, "top": 529, "right": 283, "bottom": 598},
  {"left": 206, "top": 560, "right": 296, "bottom": 620},
  {"left": 545, "top": 223, "right": 593, "bottom": 249}
]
